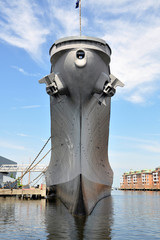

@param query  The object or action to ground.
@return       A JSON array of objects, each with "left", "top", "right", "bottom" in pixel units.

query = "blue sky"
[{"left": 0, "top": 0, "right": 160, "bottom": 187}]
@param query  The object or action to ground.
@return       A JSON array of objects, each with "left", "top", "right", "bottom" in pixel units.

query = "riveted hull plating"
[{"left": 39, "top": 36, "right": 123, "bottom": 215}]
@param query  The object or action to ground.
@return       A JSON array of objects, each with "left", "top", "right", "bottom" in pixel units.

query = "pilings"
[{"left": 120, "top": 188, "right": 160, "bottom": 191}]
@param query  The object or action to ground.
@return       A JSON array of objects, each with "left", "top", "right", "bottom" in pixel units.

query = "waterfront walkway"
[{"left": 0, "top": 184, "right": 46, "bottom": 199}]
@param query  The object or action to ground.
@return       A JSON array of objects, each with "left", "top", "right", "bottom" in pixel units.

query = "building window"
[
  {"left": 142, "top": 174, "right": 146, "bottom": 184},
  {"left": 146, "top": 176, "right": 149, "bottom": 184},
  {"left": 127, "top": 175, "right": 131, "bottom": 184},
  {"left": 120, "top": 177, "right": 123, "bottom": 185},
  {"left": 153, "top": 172, "right": 159, "bottom": 184},
  {"left": 133, "top": 175, "right": 137, "bottom": 184}
]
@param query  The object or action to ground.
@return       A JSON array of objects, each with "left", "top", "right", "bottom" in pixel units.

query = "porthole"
[{"left": 76, "top": 50, "right": 85, "bottom": 59}]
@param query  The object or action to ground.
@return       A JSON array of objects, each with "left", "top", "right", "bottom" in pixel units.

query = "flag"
[{"left": 75, "top": 0, "right": 80, "bottom": 8}]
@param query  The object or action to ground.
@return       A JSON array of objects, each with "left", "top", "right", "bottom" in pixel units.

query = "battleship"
[{"left": 39, "top": 36, "right": 124, "bottom": 215}]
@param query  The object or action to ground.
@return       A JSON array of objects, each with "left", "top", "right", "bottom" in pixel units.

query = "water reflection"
[
  {"left": 0, "top": 198, "right": 47, "bottom": 240},
  {"left": 1, "top": 191, "right": 160, "bottom": 239},
  {"left": 45, "top": 196, "right": 113, "bottom": 240},
  {"left": 84, "top": 196, "right": 113, "bottom": 240},
  {"left": 0, "top": 197, "right": 15, "bottom": 225}
]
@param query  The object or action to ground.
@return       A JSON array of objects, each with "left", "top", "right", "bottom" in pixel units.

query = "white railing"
[{"left": 0, "top": 164, "right": 48, "bottom": 172}]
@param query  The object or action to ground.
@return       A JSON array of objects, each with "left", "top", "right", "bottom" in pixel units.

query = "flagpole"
[{"left": 79, "top": 0, "right": 81, "bottom": 36}]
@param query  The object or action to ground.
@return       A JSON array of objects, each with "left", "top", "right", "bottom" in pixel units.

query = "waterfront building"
[
  {"left": 120, "top": 167, "right": 160, "bottom": 190},
  {"left": 0, "top": 156, "right": 17, "bottom": 188}
]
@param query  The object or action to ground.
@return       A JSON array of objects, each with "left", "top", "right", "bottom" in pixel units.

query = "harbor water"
[{"left": 0, "top": 190, "right": 160, "bottom": 239}]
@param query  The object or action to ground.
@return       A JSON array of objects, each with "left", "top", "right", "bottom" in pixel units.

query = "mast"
[
  {"left": 79, "top": 0, "right": 81, "bottom": 36},
  {"left": 76, "top": 0, "right": 82, "bottom": 36}
]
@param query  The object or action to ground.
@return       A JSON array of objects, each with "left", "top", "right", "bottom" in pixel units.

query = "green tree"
[{"left": 10, "top": 173, "right": 15, "bottom": 179}]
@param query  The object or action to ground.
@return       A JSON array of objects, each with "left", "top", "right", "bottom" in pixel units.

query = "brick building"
[{"left": 120, "top": 167, "right": 160, "bottom": 190}]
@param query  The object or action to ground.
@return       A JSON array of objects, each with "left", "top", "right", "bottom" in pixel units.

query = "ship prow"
[
  {"left": 39, "top": 36, "right": 124, "bottom": 215},
  {"left": 49, "top": 174, "right": 112, "bottom": 216}
]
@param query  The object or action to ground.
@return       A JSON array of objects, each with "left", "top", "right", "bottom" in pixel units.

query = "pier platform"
[{"left": 0, "top": 184, "right": 46, "bottom": 199}]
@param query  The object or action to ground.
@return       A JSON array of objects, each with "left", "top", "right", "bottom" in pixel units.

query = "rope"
[
  {"left": 32, "top": 174, "right": 44, "bottom": 187},
  {"left": 22, "top": 170, "right": 46, "bottom": 188},
  {"left": 23, "top": 166, "right": 47, "bottom": 188},
  {"left": 23, "top": 136, "right": 51, "bottom": 176},
  {"left": 28, "top": 148, "right": 51, "bottom": 172},
  {"left": 0, "top": 137, "right": 51, "bottom": 189}
]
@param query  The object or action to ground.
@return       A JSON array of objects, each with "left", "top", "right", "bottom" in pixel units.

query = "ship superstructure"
[{"left": 39, "top": 36, "right": 124, "bottom": 215}]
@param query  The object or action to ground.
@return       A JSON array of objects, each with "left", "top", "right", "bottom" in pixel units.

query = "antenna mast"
[
  {"left": 79, "top": 0, "right": 81, "bottom": 36},
  {"left": 76, "top": 0, "right": 82, "bottom": 36}
]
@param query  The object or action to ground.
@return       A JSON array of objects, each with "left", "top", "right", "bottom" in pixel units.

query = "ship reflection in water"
[
  {"left": 45, "top": 196, "right": 113, "bottom": 240},
  {"left": 1, "top": 191, "right": 160, "bottom": 239}
]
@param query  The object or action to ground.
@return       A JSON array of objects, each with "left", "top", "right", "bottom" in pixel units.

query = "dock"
[{"left": 0, "top": 184, "right": 46, "bottom": 199}]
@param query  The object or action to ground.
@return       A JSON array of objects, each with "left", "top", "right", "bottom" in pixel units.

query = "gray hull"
[{"left": 39, "top": 36, "right": 123, "bottom": 215}]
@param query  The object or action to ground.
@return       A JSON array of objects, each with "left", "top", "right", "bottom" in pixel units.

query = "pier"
[{"left": 0, "top": 184, "right": 46, "bottom": 199}]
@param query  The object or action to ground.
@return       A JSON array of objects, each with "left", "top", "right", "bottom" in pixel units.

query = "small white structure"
[{"left": 0, "top": 156, "right": 17, "bottom": 188}]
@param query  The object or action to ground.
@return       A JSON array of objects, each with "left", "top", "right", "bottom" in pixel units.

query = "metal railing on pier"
[{"left": 0, "top": 164, "right": 48, "bottom": 173}]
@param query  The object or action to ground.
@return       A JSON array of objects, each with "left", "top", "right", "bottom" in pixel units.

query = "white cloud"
[
  {"left": 102, "top": 22, "right": 160, "bottom": 104},
  {"left": 11, "top": 65, "right": 40, "bottom": 77},
  {"left": 147, "top": 134, "right": 160, "bottom": 137},
  {"left": 21, "top": 105, "right": 40, "bottom": 109},
  {"left": 111, "top": 135, "right": 160, "bottom": 154},
  {"left": 46, "top": 5, "right": 79, "bottom": 37},
  {"left": 86, "top": 0, "right": 160, "bottom": 15},
  {"left": 0, "top": 140, "right": 25, "bottom": 150},
  {"left": 0, "top": 0, "right": 160, "bottom": 103},
  {"left": 0, "top": 0, "right": 84, "bottom": 60},
  {"left": 17, "top": 133, "right": 28, "bottom": 137},
  {"left": 12, "top": 105, "right": 41, "bottom": 110},
  {"left": 139, "top": 144, "right": 160, "bottom": 153},
  {"left": 84, "top": 1, "right": 160, "bottom": 103},
  {"left": 45, "top": 0, "right": 88, "bottom": 38},
  {"left": 0, "top": 0, "right": 49, "bottom": 61}
]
